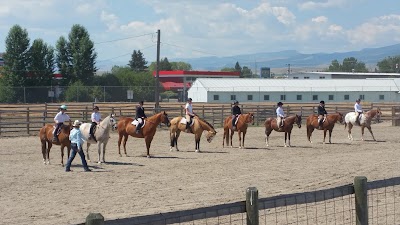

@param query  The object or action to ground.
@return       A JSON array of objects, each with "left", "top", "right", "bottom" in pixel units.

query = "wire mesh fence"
[{"left": 89, "top": 177, "right": 400, "bottom": 225}]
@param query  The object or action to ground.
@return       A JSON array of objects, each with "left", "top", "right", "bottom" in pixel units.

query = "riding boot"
[
  {"left": 232, "top": 120, "right": 236, "bottom": 130},
  {"left": 186, "top": 122, "right": 191, "bottom": 133},
  {"left": 91, "top": 133, "right": 97, "bottom": 142}
]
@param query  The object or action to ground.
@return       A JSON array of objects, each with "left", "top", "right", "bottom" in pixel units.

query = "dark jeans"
[
  {"left": 53, "top": 123, "right": 63, "bottom": 139},
  {"left": 65, "top": 143, "right": 89, "bottom": 171},
  {"left": 90, "top": 122, "right": 97, "bottom": 136}
]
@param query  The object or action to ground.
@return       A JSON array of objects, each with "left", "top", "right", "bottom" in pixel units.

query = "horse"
[
  {"left": 169, "top": 116, "right": 217, "bottom": 152},
  {"left": 39, "top": 121, "right": 72, "bottom": 166},
  {"left": 222, "top": 112, "right": 254, "bottom": 149},
  {"left": 117, "top": 111, "right": 170, "bottom": 157},
  {"left": 344, "top": 108, "right": 382, "bottom": 141},
  {"left": 264, "top": 114, "right": 302, "bottom": 147},
  {"left": 306, "top": 113, "right": 344, "bottom": 144},
  {"left": 79, "top": 114, "right": 117, "bottom": 163}
]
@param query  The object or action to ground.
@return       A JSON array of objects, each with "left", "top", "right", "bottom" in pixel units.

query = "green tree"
[
  {"left": 3, "top": 25, "right": 30, "bottom": 87},
  {"left": 234, "top": 61, "right": 242, "bottom": 72},
  {"left": 328, "top": 59, "right": 341, "bottom": 72},
  {"left": 128, "top": 50, "right": 148, "bottom": 71},
  {"left": 170, "top": 61, "right": 192, "bottom": 70},
  {"left": 0, "top": 78, "right": 15, "bottom": 102},
  {"left": 159, "top": 57, "right": 172, "bottom": 70},
  {"left": 377, "top": 56, "right": 400, "bottom": 73},
  {"left": 220, "top": 67, "right": 235, "bottom": 72},
  {"left": 327, "top": 57, "right": 368, "bottom": 72},
  {"left": 241, "top": 66, "right": 253, "bottom": 78},
  {"left": 28, "top": 39, "right": 55, "bottom": 86},
  {"left": 56, "top": 24, "right": 97, "bottom": 85}
]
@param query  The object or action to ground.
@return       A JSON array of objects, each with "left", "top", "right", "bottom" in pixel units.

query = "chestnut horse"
[
  {"left": 222, "top": 112, "right": 254, "bottom": 149},
  {"left": 39, "top": 122, "right": 72, "bottom": 165},
  {"left": 117, "top": 111, "right": 170, "bottom": 157},
  {"left": 265, "top": 114, "right": 302, "bottom": 147},
  {"left": 169, "top": 116, "right": 217, "bottom": 152},
  {"left": 306, "top": 113, "right": 344, "bottom": 144},
  {"left": 344, "top": 108, "right": 382, "bottom": 141}
]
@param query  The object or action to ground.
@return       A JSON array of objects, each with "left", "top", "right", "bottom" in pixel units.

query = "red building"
[{"left": 153, "top": 70, "right": 240, "bottom": 100}]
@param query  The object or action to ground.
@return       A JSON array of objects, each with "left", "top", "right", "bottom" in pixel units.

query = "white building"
[
  {"left": 287, "top": 72, "right": 400, "bottom": 79},
  {"left": 187, "top": 78, "right": 400, "bottom": 103}
]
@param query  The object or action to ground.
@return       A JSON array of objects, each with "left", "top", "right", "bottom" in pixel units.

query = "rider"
[
  {"left": 231, "top": 100, "right": 241, "bottom": 130},
  {"left": 53, "top": 105, "right": 71, "bottom": 142},
  {"left": 135, "top": 101, "right": 147, "bottom": 134},
  {"left": 276, "top": 102, "right": 285, "bottom": 128},
  {"left": 317, "top": 100, "right": 328, "bottom": 129},
  {"left": 89, "top": 106, "right": 101, "bottom": 142},
  {"left": 354, "top": 99, "right": 363, "bottom": 125},
  {"left": 185, "top": 98, "right": 195, "bottom": 132}
]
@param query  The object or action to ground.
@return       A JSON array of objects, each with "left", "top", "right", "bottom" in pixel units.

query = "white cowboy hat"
[{"left": 73, "top": 120, "right": 81, "bottom": 127}]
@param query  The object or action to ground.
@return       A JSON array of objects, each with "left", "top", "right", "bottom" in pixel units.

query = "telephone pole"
[
  {"left": 155, "top": 29, "right": 160, "bottom": 112},
  {"left": 286, "top": 63, "right": 291, "bottom": 74}
]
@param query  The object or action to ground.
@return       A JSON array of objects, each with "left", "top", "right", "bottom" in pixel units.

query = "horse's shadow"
[{"left": 103, "top": 161, "right": 144, "bottom": 166}]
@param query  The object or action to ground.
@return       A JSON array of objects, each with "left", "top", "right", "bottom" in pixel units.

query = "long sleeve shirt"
[
  {"left": 232, "top": 106, "right": 241, "bottom": 115},
  {"left": 135, "top": 105, "right": 147, "bottom": 119},
  {"left": 54, "top": 111, "right": 70, "bottom": 123},
  {"left": 69, "top": 128, "right": 84, "bottom": 149},
  {"left": 276, "top": 107, "right": 285, "bottom": 117},
  {"left": 91, "top": 112, "right": 101, "bottom": 123},
  {"left": 317, "top": 106, "right": 327, "bottom": 115},
  {"left": 354, "top": 103, "right": 363, "bottom": 113}
]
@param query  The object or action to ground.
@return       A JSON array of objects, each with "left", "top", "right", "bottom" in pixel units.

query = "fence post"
[
  {"left": 287, "top": 106, "right": 291, "bottom": 115},
  {"left": 0, "top": 112, "right": 2, "bottom": 136},
  {"left": 246, "top": 187, "right": 259, "bottom": 225},
  {"left": 202, "top": 105, "right": 205, "bottom": 118},
  {"left": 256, "top": 105, "right": 259, "bottom": 126},
  {"left": 26, "top": 107, "right": 30, "bottom": 135},
  {"left": 354, "top": 176, "right": 368, "bottom": 225},
  {"left": 221, "top": 105, "right": 224, "bottom": 126},
  {"left": 86, "top": 213, "right": 104, "bottom": 225},
  {"left": 212, "top": 108, "right": 215, "bottom": 125}
]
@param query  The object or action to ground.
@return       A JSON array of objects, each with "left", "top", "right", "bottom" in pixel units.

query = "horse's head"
[
  {"left": 206, "top": 130, "right": 217, "bottom": 143},
  {"left": 375, "top": 108, "right": 382, "bottom": 123},
  {"left": 110, "top": 113, "right": 117, "bottom": 130},
  {"left": 337, "top": 112, "right": 344, "bottom": 124},
  {"left": 161, "top": 111, "right": 171, "bottom": 127},
  {"left": 246, "top": 112, "right": 255, "bottom": 125},
  {"left": 295, "top": 114, "right": 302, "bottom": 128}
]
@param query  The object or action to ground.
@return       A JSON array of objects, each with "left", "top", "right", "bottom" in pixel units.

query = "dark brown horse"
[
  {"left": 265, "top": 114, "right": 302, "bottom": 147},
  {"left": 117, "top": 111, "right": 170, "bottom": 158},
  {"left": 39, "top": 122, "right": 72, "bottom": 166},
  {"left": 306, "top": 113, "right": 344, "bottom": 144},
  {"left": 169, "top": 116, "right": 217, "bottom": 152},
  {"left": 222, "top": 112, "right": 254, "bottom": 148},
  {"left": 344, "top": 108, "right": 381, "bottom": 141}
]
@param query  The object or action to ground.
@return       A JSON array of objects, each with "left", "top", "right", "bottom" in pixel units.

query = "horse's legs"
[
  {"left": 123, "top": 134, "right": 128, "bottom": 156},
  {"left": 238, "top": 131, "right": 242, "bottom": 149},
  {"left": 97, "top": 142, "right": 102, "bottom": 164},
  {"left": 86, "top": 142, "right": 91, "bottom": 162},
  {"left": 284, "top": 132, "right": 288, "bottom": 147},
  {"left": 144, "top": 136, "right": 153, "bottom": 157},
  {"left": 287, "top": 131, "right": 292, "bottom": 147},
  {"left": 170, "top": 131, "right": 176, "bottom": 151},
  {"left": 347, "top": 123, "right": 354, "bottom": 140},
  {"left": 329, "top": 129, "right": 333, "bottom": 144},
  {"left": 242, "top": 131, "right": 247, "bottom": 149},
  {"left": 60, "top": 144, "right": 65, "bottom": 166},
  {"left": 47, "top": 141, "right": 52, "bottom": 165},
  {"left": 117, "top": 133, "right": 123, "bottom": 156},
  {"left": 175, "top": 131, "right": 181, "bottom": 151},
  {"left": 323, "top": 129, "right": 327, "bottom": 144},
  {"left": 367, "top": 126, "right": 376, "bottom": 141},
  {"left": 361, "top": 126, "right": 365, "bottom": 141},
  {"left": 265, "top": 129, "right": 272, "bottom": 147},
  {"left": 194, "top": 133, "right": 201, "bottom": 152},
  {"left": 41, "top": 140, "right": 47, "bottom": 164},
  {"left": 222, "top": 128, "right": 228, "bottom": 148},
  {"left": 307, "top": 126, "right": 314, "bottom": 143},
  {"left": 230, "top": 130, "right": 235, "bottom": 148},
  {"left": 102, "top": 142, "right": 107, "bottom": 163}
]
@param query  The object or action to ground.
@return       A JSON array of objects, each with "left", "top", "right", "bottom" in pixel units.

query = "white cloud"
[
  {"left": 75, "top": 3, "right": 93, "bottom": 14},
  {"left": 100, "top": 11, "right": 119, "bottom": 31},
  {"left": 312, "top": 16, "right": 328, "bottom": 23},
  {"left": 298, "top": 0, "right": 347, "bottom": 10},
  {"left": 271, "top": 7, "right": 296, "bottom": 25}
]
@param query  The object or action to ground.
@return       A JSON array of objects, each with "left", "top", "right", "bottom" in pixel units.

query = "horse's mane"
[{"left": 197, "top": 117, "right": 215, "bottom": 129}]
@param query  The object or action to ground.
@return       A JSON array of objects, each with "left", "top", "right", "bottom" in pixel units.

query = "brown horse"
[
  {"left": 169, "top": 116, "right": 217, "bottom": 152},
  {"left": 117, "top": 111, "right": 170, "bottom": 158},
  {"left": 306, "top": 113, "right": 344, "bottom": 144},
  {"left": 344, "top": 108, "right": 382, "bottom": 141},
  {"left": 39, "top": 122, "right": 72, "bottom": 165},
  {"left": 265, "top": 114, "right": 302, "bottom": 147},
  {"left": 222, "top": 112, "right": 254, "bottom": 148}
]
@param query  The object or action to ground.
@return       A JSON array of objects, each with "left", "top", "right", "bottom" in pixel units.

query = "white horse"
[
  {"left": 80, "top": 114, "right": 117, "bottom": 163},
  {"left": 344, "top": 109, "right": 381, "bottom": 141}
]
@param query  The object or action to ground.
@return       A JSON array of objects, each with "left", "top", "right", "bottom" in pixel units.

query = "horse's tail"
[
  {"left": 344, "top": 122, "right": 347, "bottom": 129},
  {"left": 225, "top": 129, "right": 230, "bottom": 146}
]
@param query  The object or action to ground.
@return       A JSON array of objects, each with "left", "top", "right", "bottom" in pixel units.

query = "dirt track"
[{"left": 1, "top": 121, "right": 400, "bottom": 225}]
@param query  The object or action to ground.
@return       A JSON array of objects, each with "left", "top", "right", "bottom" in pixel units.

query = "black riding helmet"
[
  {"left": 233, "top": 100, "right": 239, "bottom": 104},
  {"left": 277, "top": 102, "right": 283, "bottom": 106},
  {"left": 93, "top": 106, "right": 99, "bottom": 110},
  {"left": 320, "top": 101, "right": 325, "bottom": 104}
]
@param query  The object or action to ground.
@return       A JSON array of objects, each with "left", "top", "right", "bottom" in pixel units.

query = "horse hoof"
[
  {"left": 119, "top": 154, "right": 122, "bottom": 157},
  {"left": 195, "top": 150, "right": 200, "bottom": 153},
  {"left": 170, "top": 148, "right": 173, "bottom": 152},
  {"left": 147, "top": 155, "right": 151, "bottom": 158}
]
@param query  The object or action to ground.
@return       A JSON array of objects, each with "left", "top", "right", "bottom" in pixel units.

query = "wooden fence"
[{"left": 0, "top": 102, "right": 399, "bottom": 136}]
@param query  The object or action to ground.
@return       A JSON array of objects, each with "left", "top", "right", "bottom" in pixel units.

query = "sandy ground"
[{"left": 1, "top": 121, "right": 400, "bottom": 225}]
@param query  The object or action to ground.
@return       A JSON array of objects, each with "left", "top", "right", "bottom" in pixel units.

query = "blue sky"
[{"left": 1, "top": 0, "right": 400, "bottom": 71}]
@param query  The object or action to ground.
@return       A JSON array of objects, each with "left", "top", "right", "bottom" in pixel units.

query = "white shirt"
[
  {"left": 354, "top": 103, "right": 363, "bottom": 113},
  {"left": 91, "top": 112, "right": 101, "bottom": 123},
  {"left": 185, "top": 103, "right": 193, "bottom": 115},
  {"left": 54, "top": 111, "right": 70, "bottom": 123},
  {"left": 276, "top": 107, "right": 285, "bottom": 117}
]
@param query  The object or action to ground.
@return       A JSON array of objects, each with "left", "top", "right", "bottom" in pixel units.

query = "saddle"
[
  {"left": 53, "top": 125, "right": 64, "bottom": 136},
  {"left": 131, "top": 119, "right": 146, "bottom": 128},
  {"left": 233, "top": 115, "right": 240, "bottom": 125},
  {"left": 180, "top": 117, "right": 195, "bottom": 126}
]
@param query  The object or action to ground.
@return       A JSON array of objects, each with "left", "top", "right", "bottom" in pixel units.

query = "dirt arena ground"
[{"left": 1, "top": 121, "right": 400, "bottom": 225}]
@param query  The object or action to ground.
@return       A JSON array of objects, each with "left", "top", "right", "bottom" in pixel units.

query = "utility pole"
[
  {"left": 155, "top": 29, "right": 160, "bottom": 112},
  {"left": 287, "top": 63, "right": 291, "bottom": 74}
]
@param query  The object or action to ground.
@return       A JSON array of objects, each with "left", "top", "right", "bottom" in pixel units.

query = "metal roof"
[{"left": 189, "top": 78, "right": 400, "bottom": 92}]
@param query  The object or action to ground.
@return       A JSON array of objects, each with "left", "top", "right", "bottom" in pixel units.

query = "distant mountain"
[
  {"left": 172, "top": 43, "right": 400, "bottom": 72},
  {"left": 97, "top": 43, "right": 400, "bottom": 73}
]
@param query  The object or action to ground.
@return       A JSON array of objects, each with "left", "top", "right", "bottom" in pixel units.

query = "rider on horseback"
[
  {"left": 89, "top": 106, "right": 101, "bottom": 142},
  {"left": 317, "top": 100, "right": 327, "bottom": 129},
  {"left": 231, "top": 100, "right": 241, "bottom": 130},
  {"left": 276, "top": 102, "right": 285, "bottom": 128},
  {"left": 185, "top": 98, "right": 195, "bottom": 132},
  {"left": 354, "top": 99, "right": 363, "bottom": 125},
  {"left": 53, "top": 105, "right": 71, "bottom": 142},
  {"left": 135, "top": 101, "right": 147, "bottom": 134}
]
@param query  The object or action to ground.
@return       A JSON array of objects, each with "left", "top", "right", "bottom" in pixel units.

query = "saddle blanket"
[
  {"left": 180, "top": 118, "right": 195, "bottom": 126},
  {"left": 131, "top": 119, "right": 146, "bottom": 128}
]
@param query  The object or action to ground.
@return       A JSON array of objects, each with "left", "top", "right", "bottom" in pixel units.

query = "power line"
[
  {"left": 94, "top": 32, "right": 155, "bottom": 45},
  {"left": 97, "top": 44, "right": 157, "bottom": 62}
]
